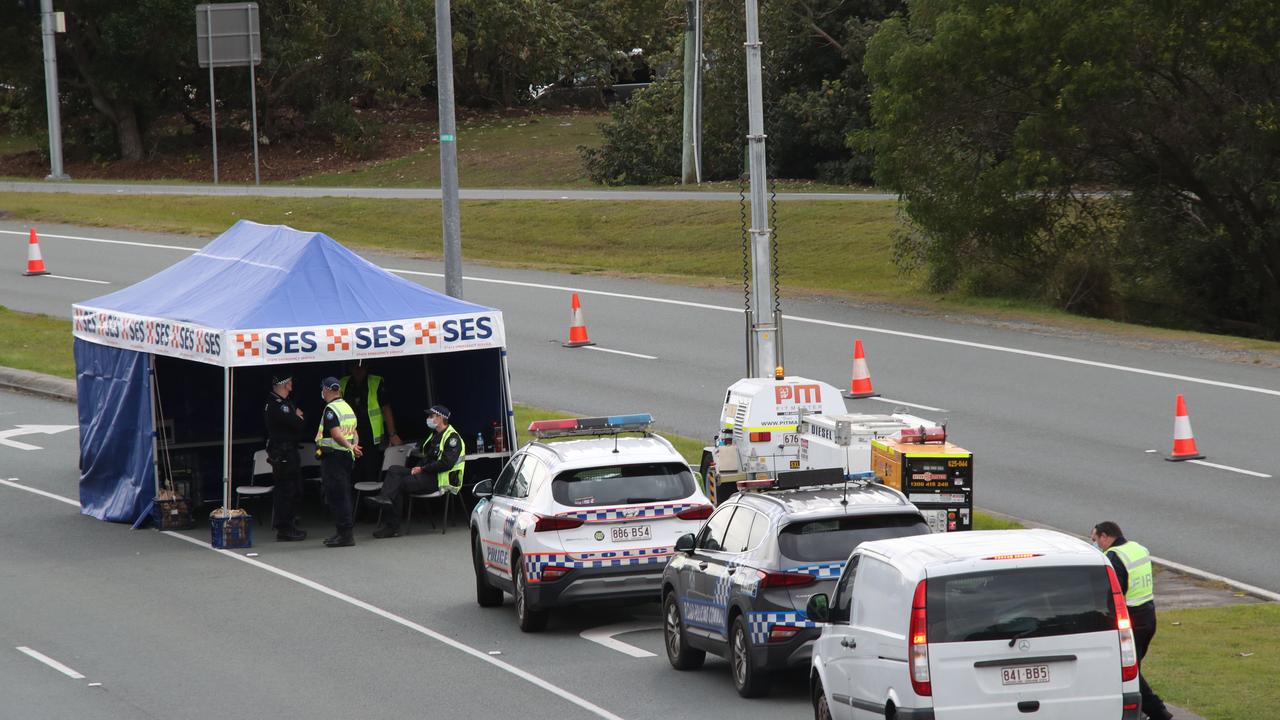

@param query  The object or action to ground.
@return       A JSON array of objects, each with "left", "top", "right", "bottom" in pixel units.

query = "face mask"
[
  {"left": 1091, "top": 540, "right": 1102, "bottom": 550},
  {"left": 426, "top": 418, "right": 438, "bottom": 430}
]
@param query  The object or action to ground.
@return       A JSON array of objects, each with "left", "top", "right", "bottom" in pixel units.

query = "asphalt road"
[
  {"left": 0, "top": 180, "right": 894, "bottom": 202},
  {"left": 2, "top": 220, "right": 1279, "bottom": 599}
]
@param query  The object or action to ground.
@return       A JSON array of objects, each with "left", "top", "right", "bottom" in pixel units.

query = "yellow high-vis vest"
[
  {"left": 1108, "top": 541, "right": 1154, "bottom": 606},
  {"left": 315, "top": 399, "right": 358, "bottom": 457},
  {"left": 340, "top": 375, "right": 384, "bottom": 442}
]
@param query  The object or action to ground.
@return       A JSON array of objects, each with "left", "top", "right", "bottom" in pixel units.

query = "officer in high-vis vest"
[
  {"left": 317, "top": 376, "right": 363, "bottom": 548},
  {"left": 340, "top": 361, "right": 401, "bottom": 489},
  {"left": 1092, "top": 521, "right": 1173, "bottom": 720},
  {"left": 368, "top": 404, "right": 465, "bottom": 539}
]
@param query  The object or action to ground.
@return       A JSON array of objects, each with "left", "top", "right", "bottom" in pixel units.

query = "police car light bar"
[{"left": 528, "top": 413, "right": 655, "bottom": 439}]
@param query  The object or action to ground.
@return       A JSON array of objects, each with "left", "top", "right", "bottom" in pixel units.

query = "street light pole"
[
  {"left": 40, "top": 0, "right": 69, "bottom": 181},
  {"left": 435, "top": 0, "right": 463, "bottom": 300}
]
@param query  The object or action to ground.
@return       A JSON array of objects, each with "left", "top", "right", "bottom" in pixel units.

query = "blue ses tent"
[{"left": 72, "top": 220, "right": 515, "bottom": 523}]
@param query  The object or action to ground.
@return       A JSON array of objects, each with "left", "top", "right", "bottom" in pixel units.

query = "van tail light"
[
  {"left": 909, "top": 579, "right": 932, "bottom": 696},
  {"left": 534, "top": 514, "right": 585, "bottom": 532},
  {"left": 676, "top": 504, "right": 714, "bottom": 521},
  {"left": 1107, "top": 566, "right": 1140, "bottom": 681},
  {"left": 748, "top": 431, "right": 772, "bottom": 442},
  {"left": 757, "top": 570, "right": 817, "bottom": 588}
]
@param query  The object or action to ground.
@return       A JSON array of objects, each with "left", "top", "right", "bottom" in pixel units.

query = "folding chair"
[
  {"left": 405, "top": 478, "right": 461, "bottom": 535},
  {"left": 235, "top": 450, "right": 275, "bottom": 526}
]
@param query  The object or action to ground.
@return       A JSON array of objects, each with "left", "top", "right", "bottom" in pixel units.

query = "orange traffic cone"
[
  {"left": 562, "top": 293, "right": 595, "bottom": 348},
  {"left": 23, "top": 228, "right": 49, "bottom": 276},
  {"left": 1166, "top": 394, "right": 1205, "bottom": 461},
  {"left": 843, "top": 339, "right": 879, "bottom": 399}
]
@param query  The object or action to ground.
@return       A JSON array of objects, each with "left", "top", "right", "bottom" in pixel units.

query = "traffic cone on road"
[
  {"left": 23, "top": 228, "right": 49, "bottom": 276},
  {"left": 842, "top": 339, "right": 879, "bottom": 399},
  {"left": 1166, "top": 394, "right": 1205, "bottom": 461},
  {"left": 562, "top": 293, "right": 595, "bottom": 348}
]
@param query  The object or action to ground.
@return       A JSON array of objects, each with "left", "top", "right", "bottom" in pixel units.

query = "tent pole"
[
  {"left": 500, "top": 348, "right": 517, "bottom": 451},
  {"left": 148, "top": 354, "right": 162, "bottom": 498},
  {"left": 222, "top": 365, "right": 232, "bottom": 510}
]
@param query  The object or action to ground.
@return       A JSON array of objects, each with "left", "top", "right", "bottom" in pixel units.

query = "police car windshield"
[
  {"left": 926, "top": 565, "right": 1115, "bottom": 643},
  {"left": 552, "top": 463, "right": 695, "bottom": 507},
  {"left": 778, "top": 514, "right": 929, "bottom": 562}
]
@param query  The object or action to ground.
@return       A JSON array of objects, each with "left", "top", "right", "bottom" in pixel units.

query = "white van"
[{"left": 807, "top": 529, "right": 1141, "bottom": 720}]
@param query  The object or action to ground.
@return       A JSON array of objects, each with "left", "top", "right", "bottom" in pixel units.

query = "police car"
[
  {"left": 661, "top": 470, "right": 931, "bottom": 697},
  {"left": 469, "top": 414, "right": 713, "bottom": 632}
]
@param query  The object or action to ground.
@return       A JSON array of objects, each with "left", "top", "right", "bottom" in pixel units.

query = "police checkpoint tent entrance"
[{"left": 72, "top": 220, "right": 516, "bottom": 525}]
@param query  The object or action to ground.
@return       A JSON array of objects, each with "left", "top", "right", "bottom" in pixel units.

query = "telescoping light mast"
[{"left": 742, "top": 0, "right": 779, "bottom": 379}]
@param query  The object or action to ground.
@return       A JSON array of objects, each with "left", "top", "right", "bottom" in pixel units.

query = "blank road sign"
[{"left": 196, "top": 3, "right": 261, "bottom": 68}]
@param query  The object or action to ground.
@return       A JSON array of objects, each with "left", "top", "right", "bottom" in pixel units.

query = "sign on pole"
[{"left": 195, "top": 3, "right": 262, "bottom": 185}]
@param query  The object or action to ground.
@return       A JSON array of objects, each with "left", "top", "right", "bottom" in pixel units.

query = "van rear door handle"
[{"left": 840, "top": 637, "right": 857, "bottom": 649}]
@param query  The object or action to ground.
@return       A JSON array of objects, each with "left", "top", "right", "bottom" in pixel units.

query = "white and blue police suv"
[{"left": 469, "top": 414, "right": 713, "bottom": 632}]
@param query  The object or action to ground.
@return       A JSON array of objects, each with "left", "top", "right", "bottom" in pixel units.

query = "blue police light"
[{"left": 528, "top": 413, "right": 655, "bottom": 439}]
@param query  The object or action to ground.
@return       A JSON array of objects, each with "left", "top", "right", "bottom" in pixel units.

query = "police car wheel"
[
  {"left": 812, "top": 680, "right": 832, "bottom": 720},
  {"left": 730, "top": 615, "right": 769, "bottom": 698},
  {"left": 514, "top": 557, "right": 548, "bottom": 633},
  {"left": 472, "top": 533, "right": 503, "bottom": 608},
  {"left": 663, "top": 591, "right": 705, "bottom": 670}
]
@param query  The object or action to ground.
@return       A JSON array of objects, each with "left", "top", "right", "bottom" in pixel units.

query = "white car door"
[
  {"left": 820, "top": 556, "right": 860, "bottom": 720},
  {"left": 481, "top": 454, "right": 525, "bottom": 582}
]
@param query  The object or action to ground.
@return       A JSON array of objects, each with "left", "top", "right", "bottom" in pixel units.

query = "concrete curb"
[{"left": 0, "top": 366, "right": 76, "bottom": 403}]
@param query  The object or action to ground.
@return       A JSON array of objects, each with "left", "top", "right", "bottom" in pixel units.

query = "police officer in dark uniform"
[
  {"left": 369, "top": 405, "right": 464, "bottom": 538},
  {"left": 263, "top": 373, "right": 307, "bottom": 541}
]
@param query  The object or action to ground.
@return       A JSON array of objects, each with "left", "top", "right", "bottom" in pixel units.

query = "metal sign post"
[{"left": 196, "top": 3, "right": 262, "bottom": 185}]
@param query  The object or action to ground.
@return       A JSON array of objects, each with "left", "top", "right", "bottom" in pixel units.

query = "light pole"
[
  {"left": 40, "top": 0, "right": 69, "bottom": 181},
  {"left": 435, "top": 0, "right": 463, "bottom": 299}
]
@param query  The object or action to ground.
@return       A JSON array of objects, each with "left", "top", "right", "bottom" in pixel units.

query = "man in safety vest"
[
  {"left": 368, "top": 404, "right": 465, "bottom": 539},
  {"left": 317, "top": 376, "right": 363, "bottom": 547},
  {"left": 340, "top": 361, "right": 401, "bottom": 490},
  {"left": 1092, "top": 521, "right": 1173, "bottom": 720}
]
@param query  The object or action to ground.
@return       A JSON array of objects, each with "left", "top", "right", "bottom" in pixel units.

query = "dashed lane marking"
[
  {"left": 864, "top": 397, "right": 949, "bottom": 413},
  {"left": 582, "top": 346, "right": 658, "bottom": 360},
  {"left": 16, "top": 646, "right": 86, "bottom": 680},
  {"left": 1185, "top": 459, "right": 1272, "bottom": 478}
]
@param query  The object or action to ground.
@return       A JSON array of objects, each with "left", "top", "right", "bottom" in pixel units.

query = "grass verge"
[{"left": 0, "top": 306, "right": 1269, "bottom": 720}]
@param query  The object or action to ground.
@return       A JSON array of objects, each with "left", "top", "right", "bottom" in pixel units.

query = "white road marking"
[
  {"left": 0, "top": 425, "right": 78, "bottom": 451},
  {"left": 5, "top": 227, "right": 1276, "bottom": 399},
  {"left": 43, "top": 274, "right": 110, "bottom": 285},
  {"left": 0, "top": 478, "right": 626, "bottom": 720},
  {"left": 1186, "top": 460, "right": 1272, "bottom": 478},
  {"left": 582, "top": 346, "right": 658, "bottom": 360},
  {"left": 0, "top": 478, "right": 80, "bottom": 506},
  {"left": 579, "top": 622, "right": 660, "bottom": 658},
  {"left": 16, "top": 646, "right": 86, "bottom": 679},
  {"left": 864, "top": 397, "right": 949, "bottom": 413}
]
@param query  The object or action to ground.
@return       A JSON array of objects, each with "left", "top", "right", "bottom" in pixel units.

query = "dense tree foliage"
[{"left": 863, "top": 0, "right": 1280, "bottom": 337}]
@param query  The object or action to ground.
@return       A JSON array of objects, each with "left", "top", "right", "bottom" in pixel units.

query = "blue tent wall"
[{"left": 75, "top": 339, "right": 154, "bottom": 522}]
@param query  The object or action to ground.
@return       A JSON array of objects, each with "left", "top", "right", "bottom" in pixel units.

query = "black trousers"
[
  {"left": 379, "top": 465, "right": 436, "bottom": 531},
  {"left": 269, "top": 447, "right": 302, "bottom": 530},
  {"left": 321, "top": 451, "right": 354, "bottom": 532},
  {"left": 1132, "top": 604, "right": 1168, "bottom": 717}
]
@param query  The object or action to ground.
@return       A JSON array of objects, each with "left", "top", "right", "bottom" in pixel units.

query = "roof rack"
[{"left": 738, "top": 469, "right": 879, "bottom": 495}]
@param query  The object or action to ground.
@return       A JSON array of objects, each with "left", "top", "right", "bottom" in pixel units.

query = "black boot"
[
  {"left": 276, "top": 527, "right": 307, "bottom": 542},
  {"left": 372, "top": 524, "right": 401, "bottom": 539},
  {"left": 324, "top": 530, "right": 355, "bottom": 547}
]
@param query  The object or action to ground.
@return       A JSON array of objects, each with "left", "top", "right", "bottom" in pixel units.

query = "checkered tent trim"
[
  {"left": 786, "top": 562, "right": 845, "bottom": 579},
  {"left": 523, "top": 550, "right": 672, "bottom": 582},
  {"left": 746, "top": 610, "right": 817, "bottom": 645},
  {"left": 556, "top": 503, "right": 701, "bottom": 523}
]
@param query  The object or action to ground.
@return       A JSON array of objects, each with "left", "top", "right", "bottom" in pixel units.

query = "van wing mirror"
[
  {"left": 674, "top": 533, "right": 696, "bottom": 553},
  {"left": 806, "top": 593, "right": 830, "bottom": 624},
  {"left": 472, "top": 479, "right": 494, "bottom": 499}
]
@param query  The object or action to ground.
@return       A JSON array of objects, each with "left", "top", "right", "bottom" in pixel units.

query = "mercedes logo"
[{"left": 1018, "top": 640, "right": 1031, "bottom": 652}]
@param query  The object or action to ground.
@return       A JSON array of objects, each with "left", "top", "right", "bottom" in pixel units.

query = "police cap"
[
  {"left": 427, "top": 404, "right": 451, "bottom": 420},
  {"left": 321, "top": 376, "right": 341, "bottom": 390}
]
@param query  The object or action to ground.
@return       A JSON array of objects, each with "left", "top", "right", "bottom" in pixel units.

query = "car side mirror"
[
  {"left": 674, "top": 533, "right": 696, "bottom": 553},
  {"left": 806, "top": 593, "right": 830, "bottom": 624},
  {"left": 472, "top": 479, "right": 494, "bottom": 499}
]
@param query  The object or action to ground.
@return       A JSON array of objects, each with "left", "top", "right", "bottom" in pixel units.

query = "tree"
[{"left": 863, "top": 0, "right": 1280, "bottom": 336}]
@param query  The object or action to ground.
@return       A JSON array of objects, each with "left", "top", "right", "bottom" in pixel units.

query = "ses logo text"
[{"left": 238, "top": 316, "right": 497, "bottom": 360}]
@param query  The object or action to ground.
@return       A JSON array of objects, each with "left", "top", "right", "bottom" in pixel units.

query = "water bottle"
[{"left": 475, "top": 432, "right": 485, "bottom": 454}]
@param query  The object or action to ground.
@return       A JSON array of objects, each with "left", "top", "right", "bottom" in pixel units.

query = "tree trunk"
[{"left": 115, "top": 106, "right": 143, "bottom": 162}]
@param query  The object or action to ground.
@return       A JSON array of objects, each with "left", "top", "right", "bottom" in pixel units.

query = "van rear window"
[
  {"left": 778, "top": 514, "right": 930, "bottom": 563},
  {"left": 926, "top": 565, "right": 1116, "bottom": 644},
  {"left": 551, "top": 463, "right": 695, "bottom": 507}
]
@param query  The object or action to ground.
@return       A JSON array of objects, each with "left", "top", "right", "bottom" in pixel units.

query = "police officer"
[
  {"left": 317, "top": 376, "right": 363, "bottom": 547},
  {"left": 369, "top": 405, "right": 464, "bottom": 539},
  {"left": 263, "top": 373, "right": 307, "bottom": 541},
  {"left": 340, "top": 361, "right": 401, "bottom": 489},
  {"left": 1092, "top": 521, "right": 1174, "bottom": 720}
]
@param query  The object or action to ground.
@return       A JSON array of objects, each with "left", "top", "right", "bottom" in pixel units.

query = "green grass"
[
  {"left": 0, "top": 306, "right": 75, "bottom": 378},
  {"left": 295, "top": 112, "right": 605, "bottom": 189},
  {"left": 973, "top": 511, "right": 1025, "bottom": 530},
  {"left": 1145, "top": 604, "right": 1280, "bottom": 720}
]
